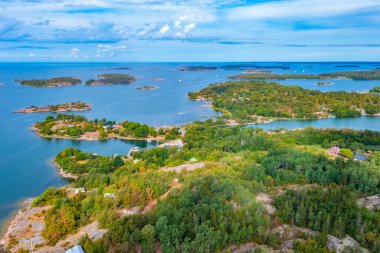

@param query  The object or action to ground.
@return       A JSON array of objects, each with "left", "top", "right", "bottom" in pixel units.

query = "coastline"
[
  {"left": 14, "top": 107, "right": 91, "bottom": 114},
  {"left": 33, "top": 129, "right": 165, "bottom": 142}
]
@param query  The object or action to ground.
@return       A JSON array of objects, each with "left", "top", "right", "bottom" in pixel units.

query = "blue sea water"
[{"left": 0, "top": 62, "right": 379, "bottom": 230}]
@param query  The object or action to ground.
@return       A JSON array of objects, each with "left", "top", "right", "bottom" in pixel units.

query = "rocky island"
[
  {"left": 16, "top": 77, "right": 82, "bottom": 87},
  {"left": 14, "top": 102, "right": 91, "bottom": 113},
  {"left": 317, "top": 82, "right": 334, "bottom": 86},
  {"left": 32, "top": 114, "right": 182, "bottom": 141},
  {"left": 85, "top": 74, "right": 135, "bottom": 86},
  {"left": 136, "top": 85, "right": 158, "bottom": 90}
]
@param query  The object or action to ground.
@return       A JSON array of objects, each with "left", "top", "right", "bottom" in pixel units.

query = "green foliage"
[
  {"left": 34, "top": 114, "right": 178, "bottom": 140},
  {"left": 189, "top": 81, "right": 380, "bottom": 120},
  {"left": 231, "top": 69, "right": 380, "bottom": 81},
  {"left": 275, "top": 186, "right": 380, "bottom": 252},
  {"left": 32, "top": 187, "right": 66, "bottom": 207},
  {"left": 17, "top": 77, "right": 82, "bottom": 87},
  {"left": 340, "top": 148, "right": 354, "bottom": 158},
  {"left": 86, "top": 74, "right": 135, "bottom": 85},
  {"left": 369, "top": 86, "right": 380, "bottom": 93}
]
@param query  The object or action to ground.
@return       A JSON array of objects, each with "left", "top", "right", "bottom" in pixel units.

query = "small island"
[
  {"left": 230, "top": 69, "right": 380, "bottom": 81},
  {"left": 152, "top": 78, "right": 165, "bottom": 81},
  {"left": 317, "top": 82, "right": 334, "bottom": 86},
  {"left": 14, "top": 102, "right": 91, "bottom": 113},
  {"left": 370, "top": 86, "right": 380, "bottom": 93},
  {"left": 93, "top": 67, "right": 130, "bottom": 70},
  {"left": 85, "top": 74, "right": 135, "bottom": 86},
  {"left": 136, "top": 85, "right": 158, "bottom": 90},
  {"left": 178, "top": 66, "right": 218, "bottom": 71},
  {"left": 16, "top": 77, "right": 82, "bottom": 87},
  {"left": 189, "top": 80, "right": 380, "bottom": 122},
  {"left": 33, "top": 114, "right": 182, "bottom": 141}
]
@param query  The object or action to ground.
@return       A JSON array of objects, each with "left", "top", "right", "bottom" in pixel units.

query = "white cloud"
[
  {"left": 228, "top": 0, "right": 380, "bottom": 20},
  {"left": 69, "top": 47, "right": 80, "bottom": 57},
  {"left": 159, "top": 24, "right": 170, "bottom": 34},
  {"left": 184, "top": 23, "right": 196, "bottom": 33}
]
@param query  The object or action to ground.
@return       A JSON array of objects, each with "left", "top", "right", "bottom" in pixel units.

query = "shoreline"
[
  {"left": 34, "top": 130, "right": 165, "bottom": 142},
  {"left": 14, "top": 108, "right": 91, "bottom": 114}
]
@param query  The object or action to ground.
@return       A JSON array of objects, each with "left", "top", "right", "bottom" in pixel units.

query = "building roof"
[
  {"left": 66, "top": 245, "right": 85, "bottom": 253},
  {"left": 355, "top": 154, "right": 367, "bottom": 161}
]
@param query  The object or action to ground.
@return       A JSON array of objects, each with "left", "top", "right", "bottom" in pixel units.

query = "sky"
[{"left": 1, "top": 0, "right": 380, "bottom": 62}]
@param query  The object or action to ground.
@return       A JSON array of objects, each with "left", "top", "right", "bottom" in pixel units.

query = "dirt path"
[{"left": 142, "top": 180, "right": 182, "bottom": 214}]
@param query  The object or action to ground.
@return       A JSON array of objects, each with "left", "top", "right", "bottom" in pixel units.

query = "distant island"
[
  {"left": 14, "top": 102, "right": 91, "bottom": 113},
  {"left": 230, "top": 69, "right": 380, "bottom": 80},
  {"left": 178, "top": 66, "right": 218, "bottom": 71},
  {"left": 32, "top": 114, "right": 182, "bottom": 141},
  {"left": 178, "top": 64, "right": 291, "bottom": 71},
  {"left": 85, "top": 74, "right": 135, "bottom": 86},
  {"left": 189, "top": 80, "right": 380, "bottom": 122},
  {"left": 136, "top": 85, "right": 158, "bottom": 90},
  {"left": 370, "top": 86, "right": 380, "bottom": 93},
  {"left": 317, "top": 82, "right": 334, "bottom": 86},
  {"left": 16, "top": 77, "right": 82, "bottom": 87},
  {"left": 334, "top": 65, "right": 360, "bottom": 68},
  {"left": 152, "top": 78, "right": 165, "bottom": 81},
  {"left": 93, "top": 67, "right": 130, "bottom": 70}
]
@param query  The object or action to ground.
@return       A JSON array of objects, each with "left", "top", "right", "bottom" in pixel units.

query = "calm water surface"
[{"left": 0, "top": 62, "right": 379, "bottom": 230}]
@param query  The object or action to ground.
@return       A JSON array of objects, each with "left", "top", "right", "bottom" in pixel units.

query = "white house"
[
  {"left": 74, "top": 188, "right": 85, "bottom": 195},
  {"left": 104, "top": 193, "right": 116, "bottom": 199}
]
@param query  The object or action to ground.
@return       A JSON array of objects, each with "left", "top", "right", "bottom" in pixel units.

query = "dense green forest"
[
  {"left": 16, "top": 120, "right": 380, "bottom": 253},
  {"left": 230, "top": 69, "right": 380, "bottom": 80},
  {"left": 189, "top": 81, "right": 380, "bottom": 121},
  {"left": 16, "top": 77, "right": 82, "bottom": 87},
  {"left": 370, "top": 86, "right": 380, "bottom": 93},
  {"left": 85, "top": 74, "right": 135, "bottom": 85}
]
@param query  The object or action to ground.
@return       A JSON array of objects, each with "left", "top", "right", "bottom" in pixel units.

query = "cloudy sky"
[{"left": 1, "top": 0, "right": 380, "bottom": 61}]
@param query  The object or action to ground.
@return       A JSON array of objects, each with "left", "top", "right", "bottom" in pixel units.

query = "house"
[
  {"left": 66, "top": 245, "right": 85, "bottom": 253},
  {"left": 121, "top": 209, "right": 136, "bottom": 216},
  {"left": 104, "top": 193, "right": 116, "bottom": 199},
  {"left": 354, "top": 154, "right": 367, "bottom": 161},
  {"left": 102, "top": 123, "right": 114, "bottom": 130},
  {"left": 327, "top": 146, "right": 340, "bottom": 155},
  {"left": 74, "top": 188, "right": 85, "bottom": 195}
]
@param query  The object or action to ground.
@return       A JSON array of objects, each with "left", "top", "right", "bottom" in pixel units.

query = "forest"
[
  {"left": 189, "top": 81, "right": 380, "bottom": 121},
  {"left": 16, "top": 77, "right": 82, "bottom": 87},
  {"left": 12, "top": 120, "right": 380, "bottom": 253},
  {"left": 85, "top": 74, "right": 135, "bottom": 85},
  {"left": 34, "top": 114, "right": 181, "bottom": 140}
]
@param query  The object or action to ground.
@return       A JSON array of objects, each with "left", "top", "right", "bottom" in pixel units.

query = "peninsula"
[
  {"left": 3, "top": 122, "right": 380, "bottom": 253},
  {"left": 32, "top": 114, "right": 182, "bottom": 141},
  {"left": 16, "top": 77, "right": 82, "bottom": 87},
  {"left": 14, "top": 102, "right": 91, "bottom": 113},
  {"left": 370, "top": 86, "right": 380, "bottom": 93},
  {"left": 85, "top": 74, "right": 135, "bottom": 86},
  {"left": 189, "top": 80, "right": 380, "bottom": 122}
]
